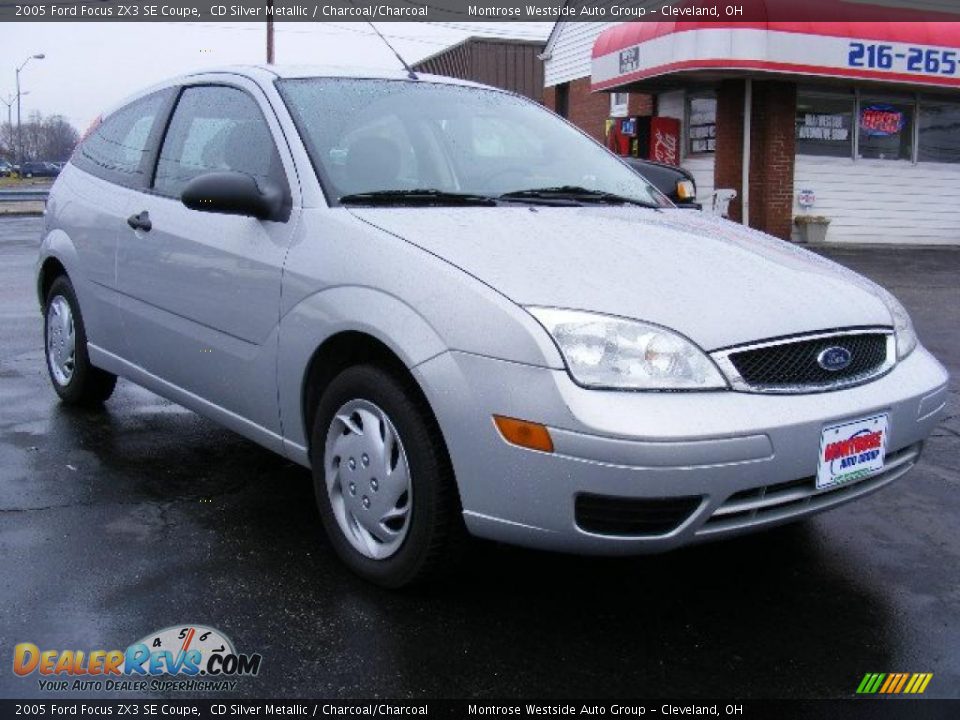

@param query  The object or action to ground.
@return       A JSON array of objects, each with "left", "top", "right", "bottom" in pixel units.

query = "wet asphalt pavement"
[{"left": 1, "top": 215, "right": 958, "bottom": 700}]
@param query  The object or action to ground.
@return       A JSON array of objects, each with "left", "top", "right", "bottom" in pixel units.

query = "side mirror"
[{"left": 181, "top": 171, "right": 285, "bottom": 221}]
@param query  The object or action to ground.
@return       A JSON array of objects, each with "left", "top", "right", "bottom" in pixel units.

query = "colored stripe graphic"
[{"left": 857, "top": 672, "right": 932, "bottom": 694}]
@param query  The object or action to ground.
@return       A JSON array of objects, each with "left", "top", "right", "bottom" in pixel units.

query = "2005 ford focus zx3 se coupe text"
[{"left": 38, "top": 66, "right": 949, "bottom": 586}]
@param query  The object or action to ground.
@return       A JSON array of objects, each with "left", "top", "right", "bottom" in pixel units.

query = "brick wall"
[
  {"left": 749, "top": 82, "right": 797, "bottom": 240},
  {"left": 543, "top": 78, "right": 652, "bottom": 143},
  {"left": 628, "top": 94, "right": 653, "bottom": 117},
  {"left": 714, "top": 79, "right": 797, "bottom": 240},
  {"left": 542, "top": 85, "right": 555, "bottom": 109},
  {"left": 715, "top": 80, "right": 746, "bottom": 223}
]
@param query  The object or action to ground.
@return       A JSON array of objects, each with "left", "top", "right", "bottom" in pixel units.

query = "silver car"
[{"left": 38, "top": 66, "right": 948, "bottom": 587}]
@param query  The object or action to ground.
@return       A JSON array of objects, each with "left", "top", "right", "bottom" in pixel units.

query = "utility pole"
[
  {"left": 16, "top": 54, "right": 44, "bottom": 168},
  {"left": 266, "top": 0, "right": 275, "bottom": 64}
]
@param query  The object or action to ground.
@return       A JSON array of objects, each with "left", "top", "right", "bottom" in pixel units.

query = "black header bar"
[{"left": 2, "top": 0, "right": 959, "bottom": 23}]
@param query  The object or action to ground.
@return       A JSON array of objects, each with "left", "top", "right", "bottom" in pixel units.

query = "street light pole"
[{"left": 15, "top": 53, "right": 44, "bottom": 168}]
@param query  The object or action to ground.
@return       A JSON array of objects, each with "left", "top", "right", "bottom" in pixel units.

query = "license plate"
[{"left": 816, "top": 414, "right": 889, "bottom": 490}]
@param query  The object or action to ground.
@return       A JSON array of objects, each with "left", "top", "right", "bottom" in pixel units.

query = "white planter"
[{"left": 795, "top": 220, "right": 830, "bottom": 244}]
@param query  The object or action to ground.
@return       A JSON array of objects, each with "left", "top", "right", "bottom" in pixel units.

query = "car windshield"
[{"left": 277, "top": 77, "right": 665, "bottom": 207}]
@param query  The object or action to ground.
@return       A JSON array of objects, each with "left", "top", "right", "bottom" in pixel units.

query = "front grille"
[
  {"left": 575, "top": 493, "right": 702, "bottom": 537},
  {"left": 697, "top": 443, "right": 922, "bottom": 536},
  {"left": 724, "top": 332, "right": 890, "bottom": 390}
]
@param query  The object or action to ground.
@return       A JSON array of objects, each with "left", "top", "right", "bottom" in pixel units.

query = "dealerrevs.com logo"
[{"left": 13, "top": 624, "right": 262, "bottom": 693}]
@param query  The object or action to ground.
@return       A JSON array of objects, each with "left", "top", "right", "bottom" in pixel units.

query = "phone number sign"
[{"left": 848, "top": 41, "right": 959, "bottom": 78}]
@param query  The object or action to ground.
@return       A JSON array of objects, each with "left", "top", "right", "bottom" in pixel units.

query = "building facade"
[
  {"left": 412, "top": 37, "right": 545, "bottom": 102},
  {"left": 543, "top": 16, "right": 960, "bottom": 245}
]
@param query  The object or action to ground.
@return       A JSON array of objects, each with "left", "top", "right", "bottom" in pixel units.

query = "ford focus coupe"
[{"left": 37, "top": 66, "right": 949, "bottom": 586}]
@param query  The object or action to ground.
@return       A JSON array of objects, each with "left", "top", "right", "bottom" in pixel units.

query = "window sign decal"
[{"left": 860, "top": 104, "right": 906, "bottom": 137}]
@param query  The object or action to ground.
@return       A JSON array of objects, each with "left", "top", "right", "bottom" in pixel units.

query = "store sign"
[
  {"left": 592, "top": 26, "right": 960, "bottom": 92},
  {"left": 798, "top": 188, "right": 816, "bottom": 209},
  {"left": 619, "top": 47, "right": 640, "bottom": 75},
  {"left": 797, "top": 113, "right": 850, "bottom": 142},
  {"left": 847, "top": 42, "right": 958, "bottom": 78},
  {"left": 859, "top": 105, "right": 906, "bottom": 137}
]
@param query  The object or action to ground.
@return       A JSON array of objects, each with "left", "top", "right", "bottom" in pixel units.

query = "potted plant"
[{"left": 794, "top": 215, "right": 831, "bottom": 244}]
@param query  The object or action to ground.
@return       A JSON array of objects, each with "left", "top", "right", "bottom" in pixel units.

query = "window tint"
[
  {"left": 796, "top": 94, "right": 854, "bottom": 158},
  {"left": 154, "top": 85, "right": 283, "bottom": 198},
  {"left": 77, "top": 91, "right": 168, "bottom": 184},
  {"left": 918, "top": 101, "right": 960, "bottom": 164}
]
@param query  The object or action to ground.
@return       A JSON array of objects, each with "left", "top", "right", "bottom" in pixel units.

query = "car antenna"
[{"left": 363, "top": 19, "right": 418, "bottom": 81}]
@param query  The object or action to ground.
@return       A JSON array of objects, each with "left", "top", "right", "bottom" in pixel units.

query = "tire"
[
  {"left": 44, "top": 275, "right": 117, "bottom": 407},
  {"left": 310, "top": 364, "right": 464, "bottom": 588}
]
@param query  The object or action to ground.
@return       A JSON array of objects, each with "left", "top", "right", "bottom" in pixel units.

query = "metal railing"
[{"left": 0, "top": 187, "right": 50, "bottom": 203}]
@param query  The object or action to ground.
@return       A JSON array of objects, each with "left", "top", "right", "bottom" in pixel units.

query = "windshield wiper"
[
  {"left": 498, "top": 185, "right": 662, "bottom": 209},
  {"left": 339, "top": 189, "right": 496, "bottom": 207}
]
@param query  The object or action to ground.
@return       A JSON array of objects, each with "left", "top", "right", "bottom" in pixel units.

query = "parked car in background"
[
  {"left": 623, "top": 156, "right": 701, "bottom": 209},
  {"left": 37, "top": 66, "right": 948, "bottom": 587},
  {"left": 0, "top": 160, "right": 13, "bottom": 177},
  {"left": 20, "top": 161, "right": 61, "bottom": 178}
]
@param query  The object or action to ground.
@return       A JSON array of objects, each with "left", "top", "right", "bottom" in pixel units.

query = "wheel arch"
[
  {"left": 301, "top": 331, "right": 435, "bottom": 457},
  {"left": 37, "top": 228, "right": 83, "bottom": 308},
  {"left": 278, "top": 285, "right": 450, "bottom": 462},
  {"left": 37, "top": 256, "right": 69, "bottom": 307}
]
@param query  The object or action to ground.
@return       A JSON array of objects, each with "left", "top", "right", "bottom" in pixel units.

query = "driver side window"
[{"left": 153, "top": 85, "right": 284, "bottom": 198}]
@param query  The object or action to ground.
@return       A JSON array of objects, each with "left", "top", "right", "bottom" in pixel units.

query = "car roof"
[
  {"left": 99, "top": 64, "right": 503, "bottom": 120},
  {"left": 184, "top": 64, "right": 491, "bottom": 89}
]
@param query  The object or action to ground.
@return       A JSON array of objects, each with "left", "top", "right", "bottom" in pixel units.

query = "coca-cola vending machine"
[{"left": 606, "top": 116, "right": 681, "bottom": 166}]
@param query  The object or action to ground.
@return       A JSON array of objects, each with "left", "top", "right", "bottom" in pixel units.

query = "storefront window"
[
  {"left": 687, "top": 95, "right": 716, "bottom": 154},
  {"left": 796, "top": 94, "right": 854, "bottom": 157},
  {"left": 857, "top": 100, "right": 913, "bottom": 161},
  {"left": 918, "top": 101, "right": 960, "bottom": 164},
  {"left": 610, "top": 92, "right": 629, "bottom": 118}
]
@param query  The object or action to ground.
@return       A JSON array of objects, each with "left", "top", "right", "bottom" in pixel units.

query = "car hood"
[{"left": 349, "top": 206, "right": 893, "bottom": 351}]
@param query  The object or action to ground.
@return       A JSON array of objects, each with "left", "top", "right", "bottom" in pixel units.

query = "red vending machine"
[{"left": 607, "top": 116, "right": 681, "bottom": 166}]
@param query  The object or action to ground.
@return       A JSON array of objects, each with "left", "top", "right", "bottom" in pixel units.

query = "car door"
[
  {"left": 62, "top": 88, "right": 175, "bottom": 355},
  {"left": 116, "top": 79, "right": 300, "bottom": 440}
]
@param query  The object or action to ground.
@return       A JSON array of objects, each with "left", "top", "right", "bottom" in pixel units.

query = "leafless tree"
[{"left": 1, "top": 111, "right": 80, "bottom": 163}]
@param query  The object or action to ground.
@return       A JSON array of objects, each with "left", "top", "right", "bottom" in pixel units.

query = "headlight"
[
  {"left": 875, "top": 287, "right": 917, "bottom": 359},
  {"left": 527, "top": 307, "right": 727, "bottom": 390}
]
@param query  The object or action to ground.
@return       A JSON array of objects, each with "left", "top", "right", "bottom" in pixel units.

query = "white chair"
[{"left": 710, "top": 189, "right": 738, "bottom": 218}]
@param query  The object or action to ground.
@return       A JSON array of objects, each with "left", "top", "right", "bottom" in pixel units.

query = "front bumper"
[{"left": 413, "top": 346, "right": 949, "bottom": 554}]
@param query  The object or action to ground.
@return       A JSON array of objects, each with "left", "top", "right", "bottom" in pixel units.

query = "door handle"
[{"left": 127, "top": 211, "right": 152, "bottom": 232}]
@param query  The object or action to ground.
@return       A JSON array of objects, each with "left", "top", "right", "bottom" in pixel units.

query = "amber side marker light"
[
  {"left": 493, "top": 415, "right": 554, "bottom": 453},
  {"left": 676, "top": 180, "right": 696, "bottom": 201}
]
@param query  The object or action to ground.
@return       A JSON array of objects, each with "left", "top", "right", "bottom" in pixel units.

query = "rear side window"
[
  {"left": 153, "top": 85, "right": 284, "bottom": 198},
  {"left": 74, "top": 90, "right": 170, "bottom": 187}
]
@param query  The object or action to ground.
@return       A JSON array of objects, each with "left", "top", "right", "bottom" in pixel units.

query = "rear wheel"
[
  {"left": 44, "top": 276, "right": 117, "bottom": 406},
  {"left": 310, "top": 365, "right": 463, "bottom": 587}
]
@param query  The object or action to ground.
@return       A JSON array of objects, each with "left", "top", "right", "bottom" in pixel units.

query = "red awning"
[{"left": 591, "top": 1, "right": 960, "bottom": 90}]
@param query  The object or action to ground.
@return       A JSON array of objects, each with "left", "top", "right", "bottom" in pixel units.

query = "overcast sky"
[{"left": 0, "top": 21, "right": 552, "bottom": 131}]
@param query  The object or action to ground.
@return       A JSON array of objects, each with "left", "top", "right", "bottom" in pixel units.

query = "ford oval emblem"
[{"left": 818, "top": 346, "right": 853, "bottom": 372}]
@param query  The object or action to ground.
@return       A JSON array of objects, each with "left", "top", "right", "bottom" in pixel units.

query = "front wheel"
[
  {"left": 310, "top": 365, "right": 463, "bottom": 587},
  {"left": 44, "top": 276, "right": 117, "bottom": 406}
]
